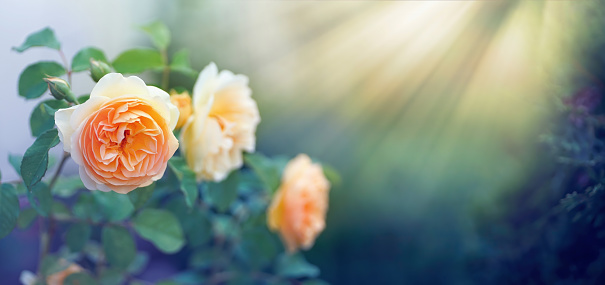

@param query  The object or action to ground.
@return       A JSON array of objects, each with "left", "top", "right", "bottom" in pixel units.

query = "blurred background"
[{"left": 1, "top": 0, "right": 604, "bottom": 284}]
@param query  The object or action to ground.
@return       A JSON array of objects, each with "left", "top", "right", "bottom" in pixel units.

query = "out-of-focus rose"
[
  {"left": 55, "top": 73, "right": 179, "bottom": 194},
  {"left": 267, "top": 154, "right": 330, "bottom": 253},
  {"left": 20, "top": 263, "right": 83, "bottom": 285},
  {"left": 47, "top": 263, "right": 83, "bottom": 285},
  {"left": 170, "top": 90, "right": 192, "bottom": 129},
  {"left": 180, "top": 63, "right": 260, "bottom": 181}
]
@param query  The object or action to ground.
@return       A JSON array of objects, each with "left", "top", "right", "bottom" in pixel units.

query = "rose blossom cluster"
[{"left": 54, "top": 63, "right": 330, "bottom": 253}]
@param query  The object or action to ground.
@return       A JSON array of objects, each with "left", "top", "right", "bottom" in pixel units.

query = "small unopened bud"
[
  {"left": 90, "top": 59, "right": 112, "bottom": 82},
  {"left": 170, "top": 90, "right": 193, "bottom": 129},
  {"left": 44, "top": 77, "right": 77, "bottom": 103}
]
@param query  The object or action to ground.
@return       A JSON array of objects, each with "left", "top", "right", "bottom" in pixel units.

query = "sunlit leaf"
[
  {"left": 13, "top": 27, "right": 60, "bottom": 52},
  {"left": 112, "top": 49, "right": 164, "bottom": 74},
  {"left": 18, "top": 62, "right": 66, "bottom": 99},
  {"left": 72, "top": 47, "right": 108, "bottom": 72},
  {"left": 141, "top": 21, "right": 171, "bottom": 50}
]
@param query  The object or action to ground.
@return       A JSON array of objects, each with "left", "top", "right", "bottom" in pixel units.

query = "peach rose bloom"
[
  {"left": 20, "top": 263, "right": 83, "bottom": 285},
  {"left": 169, "top": 90, "right": 192, "bottom": 129},
  {"left": 47, "top": 263, "right": 83, "bottom": 285},
  {"left": 267, "top": 154, "right": 330, "bottom": 253},
  {"left": 55, "top": 73, "right": 179, "bottom": 194},
  {"left": 180, "top": 63, "right": 260, "bottom": 181}
]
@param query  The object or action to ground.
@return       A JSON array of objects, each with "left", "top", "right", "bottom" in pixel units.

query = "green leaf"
[
  {"left": 170, "top": 49, "right": 197, "bottom": 77},
  {"left": 21, "top": 128, "right": 59, "bottom": 190},
  {"left": 13, "top": 27, "right": 61, "bottom": 52},
  {"left": 141, "top": 21, "right": 171, "bottom": 50},
  {"left": 64, "top": 272, "right": 98, "bottom": 285},
  {"left": 165, "top": 198, "right": 212, "bottom": 247},
  {"left": 17, "top": 208, "right": 37, "bottom": 229},
  {"left": 112, "top": 49, "right": 164, "bottom": 74},
  {"left": 40, "top": 255, "right": 70, "bottom": 276},
  {"left": 205, "top": 171, "right": 239, "bottom": 212},
  {"left": 127, "top": 252, "right": 149, "bottom": 275},
  {"left": 132, "top": 209, "right": 184, "bottom": 253},
  {"left": 8, "top": 154, "right": 22, "bottom": 176},
  {"left": 78, "top": 94, "right": 90, "bottom": 104},
  {"left": 53, "top": 175, "right": 85, "bottom": 198},
  {"left": 244, "top": 153, "right": 281, "bottom": 194},
  {"left": 189, "top": 248, "right": 222, "bottom": 269},
  {"left": 102, "top": 225, "right": 136, "bottom": 269},
  {"left": 73, "top": 193, "right": 103, "bottom": 222},
  {"left": 72, "top": 47, "right": 108, "bottom": 72},
  {"left": 323, "top": 164, "right": 341, "bottom": 187},
  {"left": 302, "top": 280, "right": 330, "bottom": 285},
  {"left": 18, "top": 61, "right": 66, "bottom": 99},
  {"left": 236, "top": 228, "right": 279, "bottom": 269},
  {"left": 93, "top": 191, "right": 134, "bottom": 222},
  {"left": 30, "top": 100, "right": 69, "bottom": 137},
  {"left": 276, "top": 253, "right": 319, "bottom": 279},
  {"left": 0, "top": 184, "right": 20, "bottom": 238},
  {"left": 27, "top": 182, "right": 52, "bottom": 217},
  {"left": 168, "top": 157, "right": 198, "bottom": 208},
  {"left": 128, "top": 184, "right": 155, "bottom": 209},
  {"left": 52, "top": 201, "right": 71, "bottom": 218},
  {"left": 98, "top": 268, "right": 124, "bottom": 285},
  {"left": 65, "top": 223, "right": 91, "bottom": 252}
]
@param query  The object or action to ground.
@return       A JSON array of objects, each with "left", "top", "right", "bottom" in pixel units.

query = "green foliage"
[
  {"left": 170, "top": 49, "right": 197, "bottom": 77},
  {"left": 30, "top": 100, "right": 69, "bottom": 137},
  {"left": 102, "top": 225, "right": 136, "bottom": 269},
  {"left": 21, "top": 128, "right": 60, "bottom": 191},
  {"left": 245, "top": 153, "right": 281, "bottom": 193},
  {"left": 93, "top": 191, "right": 134, "bottom": 222},
  {"left": 205, "top": 171, "right": 239, "bottom": 212},
  {"left": 128, "top": 184, "right": 155, "bottom": 209},
  {"left": 27, "top": 182, "right": 52, "bottom": 217},
  {"left": 0, "top": 183, "right": 20, "bottom": 238},
  {"left": 168, "top": 157, "right": 198, "bottom": 208},
  {"left": 72, "top": 47, "right": 108, "bottom": 72},
  {"left": 276, "top": 253, "right": 320, "bottom": 279},
  {"left": 132, "top": 209, "right": 185, "bottom": 253},
  {"left": 65, "top": 223, "right": 92, "bottom": 252},
  {"left": 64, "top": 272, "right": 98, "bottom": 285},
  {"left": 8, "top": 154, "right": 22, "bottom": 176},
  {"left": 18, "top": 62, "right": 66, "bottom": 99},
  {"left": 13, "top": 27, "right": 61, "bottom": 52},
  {"left": 17, "top": 208, "right": 37, "bottom": 229},
  {"left": 112, "top": 49, "right": 164, "bottom": 74},
  {"left": 52, "top": 175, "right": 85, "bottom": 198},
  {"left": 141, "top": 21, "right": 171, "bottom": 50}
]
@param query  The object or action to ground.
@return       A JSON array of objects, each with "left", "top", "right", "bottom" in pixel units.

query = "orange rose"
[
  {"left": 55, "top": 73, "right": 180, "bottom": 194},
  {"left": 267, "top": 154, "right": 330, "bottom": 253}
]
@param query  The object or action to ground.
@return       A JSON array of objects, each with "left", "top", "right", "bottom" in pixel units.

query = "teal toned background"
[{"left": 1, "top": 1, "right": 602, "bottom": 284}]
